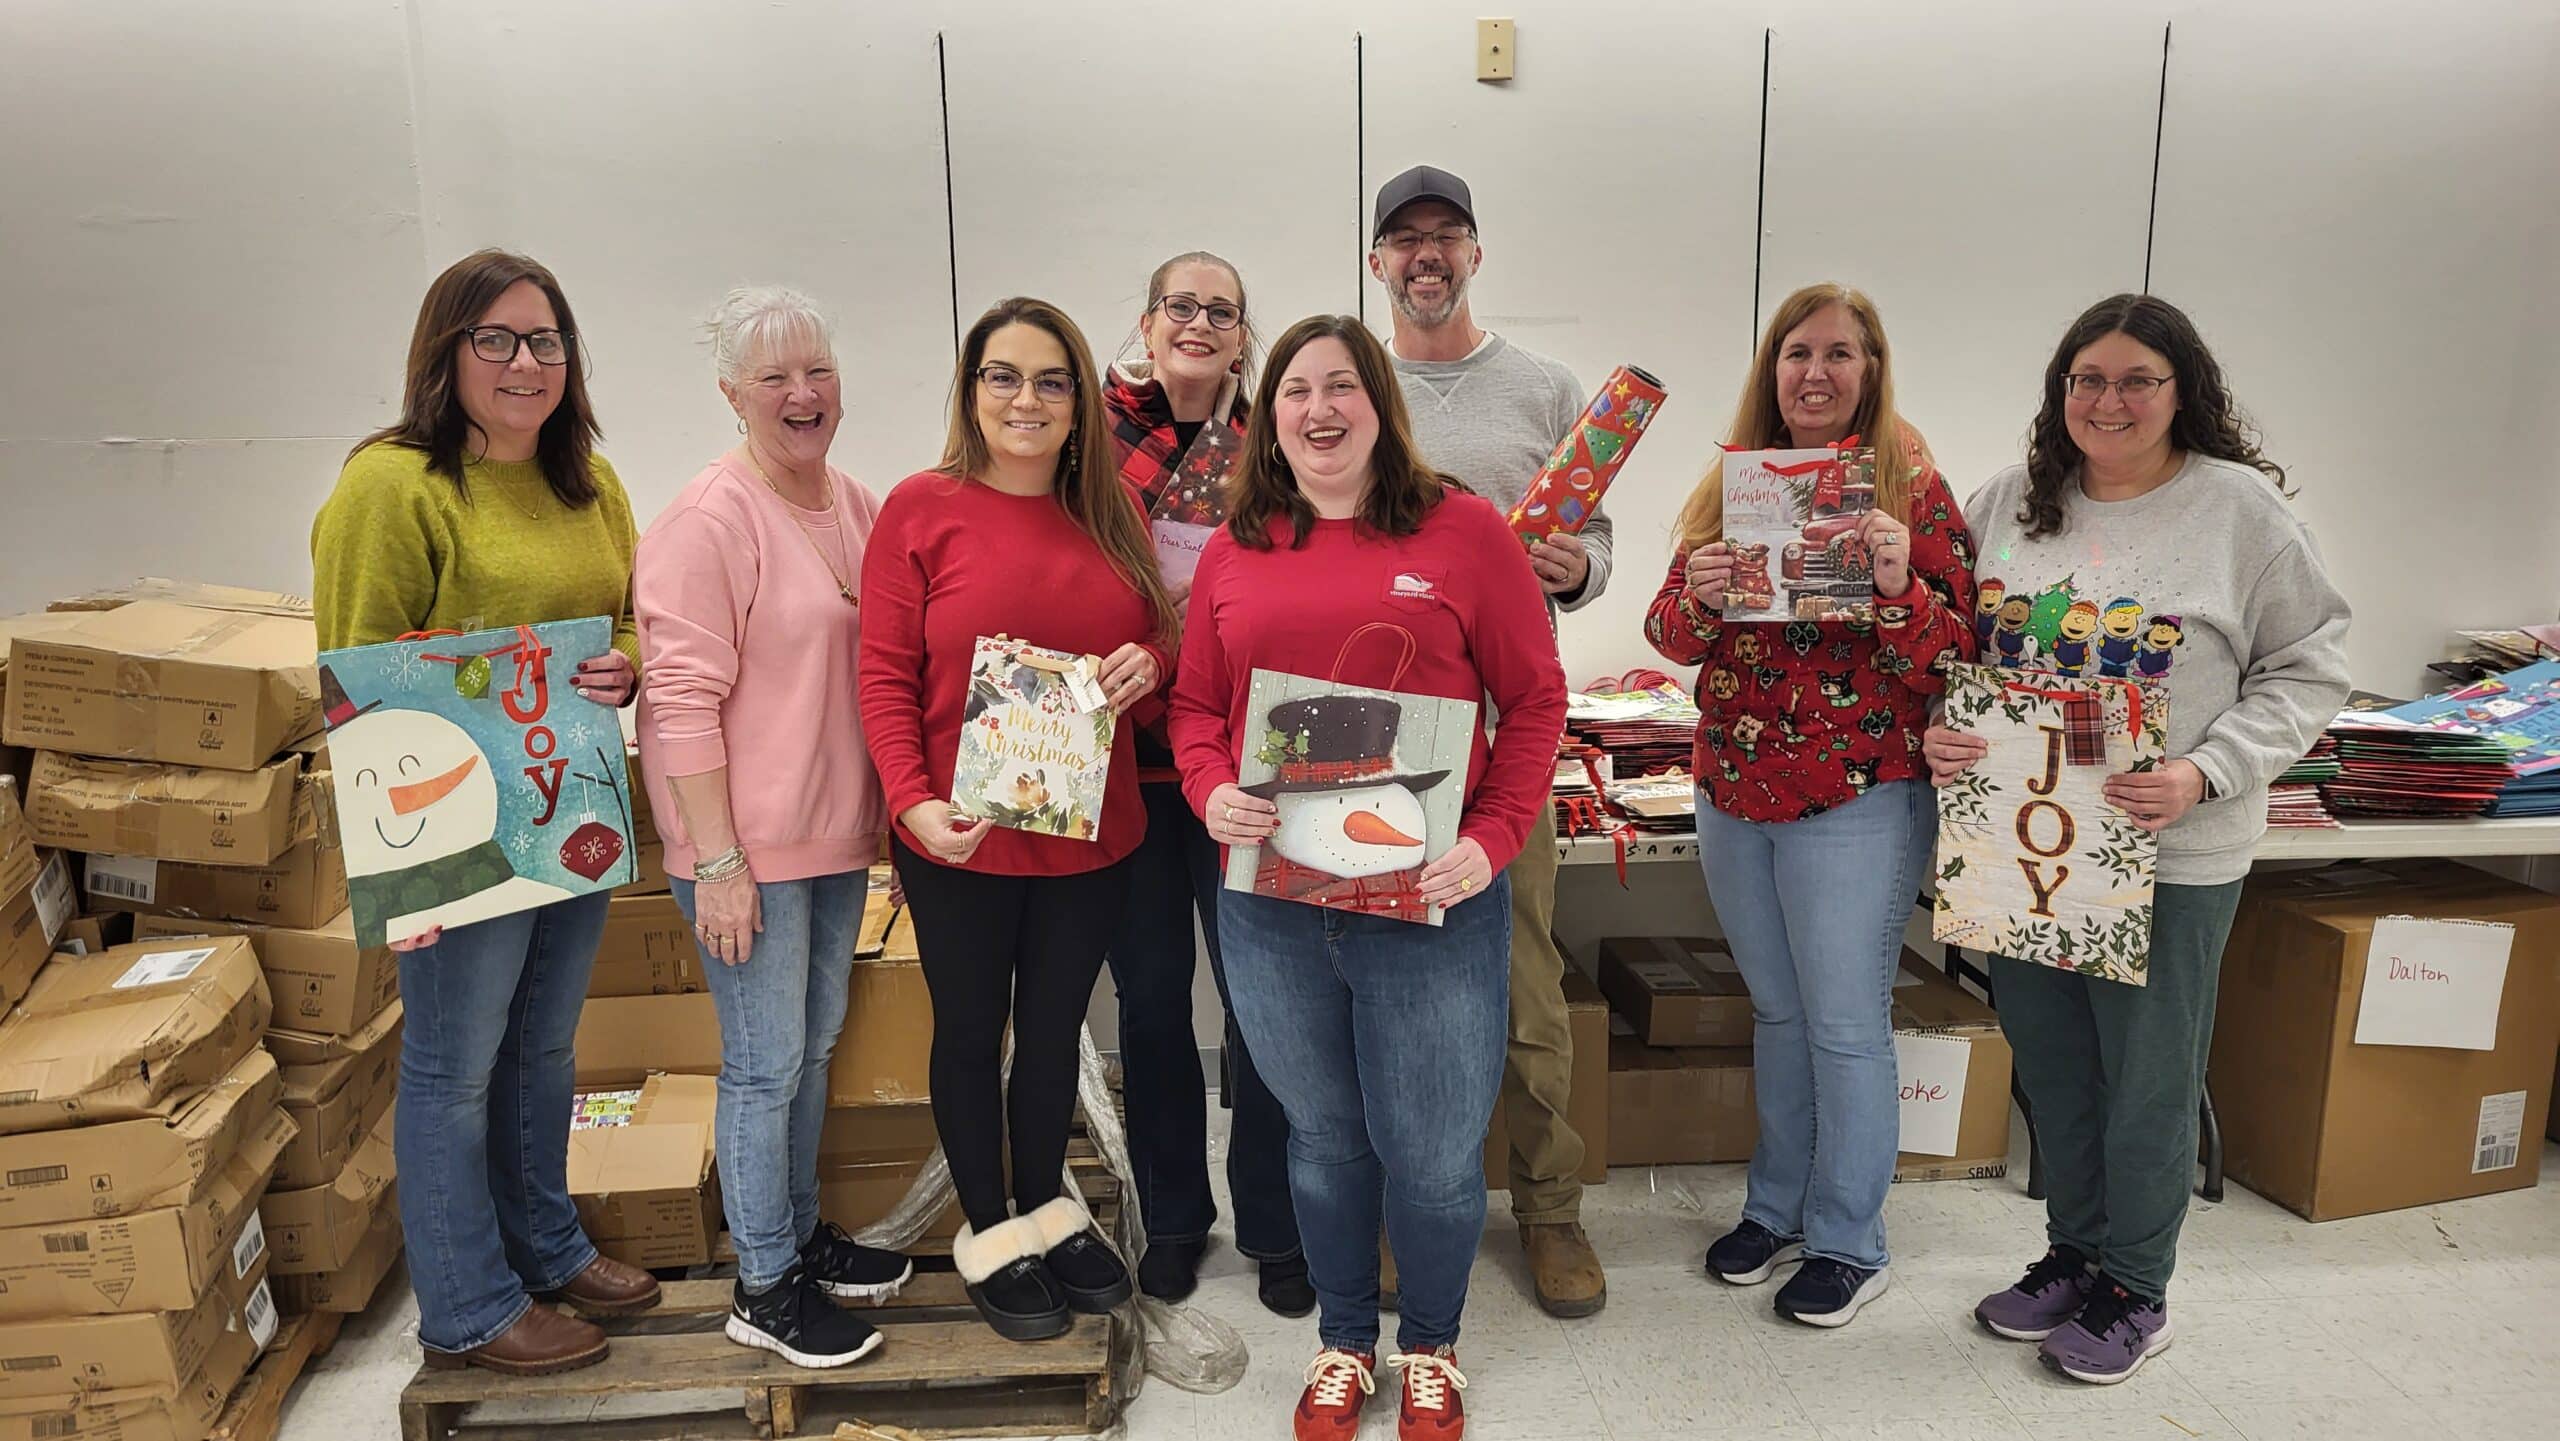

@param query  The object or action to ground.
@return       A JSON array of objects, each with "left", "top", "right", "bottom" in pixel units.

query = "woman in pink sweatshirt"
[{"left": 634, "top": 287, "right": 910, "bottom": 1371}]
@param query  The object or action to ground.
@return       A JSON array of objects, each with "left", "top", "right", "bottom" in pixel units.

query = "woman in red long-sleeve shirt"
[
  {"left": 1169, "top": 315, "right": 1566, "bottom": 1441},
  {"left": 1643, "top": 283, "right": 1977, "bottom": 1331},
  {"left": 855, "top": 297, "right": 1173, "bottom": 1343}
]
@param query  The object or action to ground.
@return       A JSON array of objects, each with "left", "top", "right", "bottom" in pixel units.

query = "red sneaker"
[
  {"left": 1293, "top": 1348, "right": 1375, "bottom": 1441},
  {"left": 1390, "top": 1345, "right": 1469, "bottom": 1440}
]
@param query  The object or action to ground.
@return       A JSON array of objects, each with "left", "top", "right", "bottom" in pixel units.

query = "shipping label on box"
[
  {"left": 0, "top": 1048, "right": 280, "bottom": 1229},
  {"left": 0, "top": 1253, "right": 274, "bottom": 1401},
  {"left": 131, "top": 908, "right": 395, "bottom": 1040},
  {"left": 1, "top": 602, "right": 321, "bottom": 770},
  {"left": 83, "top": 835, "right": 348, "bottom": 932},
  {"left": 0, "top": 938, "right": 269, "bottom": 1134},
  {"left": 26, "top": 751, "right": 302, "bottom": 867}
]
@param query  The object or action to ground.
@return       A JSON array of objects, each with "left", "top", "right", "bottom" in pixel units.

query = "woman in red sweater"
[
  {"left": 855, "top": 297, "right": 1174, "bottom": 1342},
  {"left": 1642, "top": 283, "right": 1977, "bottom": 1329},
  {"left": 1170, "top": 315, "right": 1566, "bottom": 1441}
]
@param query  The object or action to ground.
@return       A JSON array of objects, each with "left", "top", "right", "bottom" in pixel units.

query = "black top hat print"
[
  {"left": 1239, "top": 694, "right": 1454, "bottom": 800},
  {"left": 319, "top": 664, "right": 382, "bottom": 730}
]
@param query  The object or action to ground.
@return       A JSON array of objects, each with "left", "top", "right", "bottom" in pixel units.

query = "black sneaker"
[
  {"left": 1045, "top": 1231, "right": 1134, "bottom": 1314},
  {"left": 1705, "top": 1219, "right": 1805, "bottom": 1286},
  {"left": 1774, "top": 1257, "right": 1891, "bottom": 1328},
  {"left": 1137, "top": 1237, "right": 1208, "bottom": 1303},
  {"left": 1257, "top": 1254, "right": 1316, "bottom": 1318},
  {"left": 800, "top": 1220, "right": 913, "bottom": 1303},
  {"left": 725, "top": 1265, "right": 883, "bottom": 1368}
]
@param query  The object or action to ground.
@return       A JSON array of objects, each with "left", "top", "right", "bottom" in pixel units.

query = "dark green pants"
[{"left": 1991, "top": 878, "right": 2245, "bottom": 1302}]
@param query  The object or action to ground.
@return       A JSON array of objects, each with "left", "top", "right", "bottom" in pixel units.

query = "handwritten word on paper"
[
  {"left": 1893, "top": 1031, "right": 1974, "bottom": 1156},
  {"left": 2351, "top": 915, "right": 2513, "bottom": 1051}
]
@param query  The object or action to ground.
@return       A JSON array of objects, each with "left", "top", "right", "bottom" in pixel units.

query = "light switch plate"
[{"left": 1478, "top": 19, "right": 1515, "bottom": 82}]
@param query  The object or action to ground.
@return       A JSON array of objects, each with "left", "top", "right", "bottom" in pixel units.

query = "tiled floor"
[{"left": 279, "top": 1117, "right": 2560, "bottom": 1441}]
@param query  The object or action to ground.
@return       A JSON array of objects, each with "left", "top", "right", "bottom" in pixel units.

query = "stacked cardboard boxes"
[
  {"left": 818, "top": 870, "right": 943, "bottom": 1237},
  {"left": 0, "top": 937, "right": 285, "bottom": 1441}
]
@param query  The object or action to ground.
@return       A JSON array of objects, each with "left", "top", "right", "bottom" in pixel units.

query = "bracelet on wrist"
[{"left": 693, "top": 846, "right": 750, "bottom": 883}]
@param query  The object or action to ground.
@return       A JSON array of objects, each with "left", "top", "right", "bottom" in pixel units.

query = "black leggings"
[{"left": 891, "top": 837, "right": 1133, "bottom": 1232}]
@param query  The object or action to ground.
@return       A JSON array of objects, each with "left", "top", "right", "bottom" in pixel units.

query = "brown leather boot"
[
  {"left": 1521, "top": 1221, "right": 1607, "bottom": 1318},
  {"left": 422, "top": 1304, "right": 608, "bottom": 1375},
  {"left": 536, "top": 1254, "right": 663, "bottom": 1317}
]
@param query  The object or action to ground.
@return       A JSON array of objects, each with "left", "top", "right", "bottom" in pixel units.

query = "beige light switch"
[{"left": 1478, "top": 18, "right": 1515, "bottom": 82}]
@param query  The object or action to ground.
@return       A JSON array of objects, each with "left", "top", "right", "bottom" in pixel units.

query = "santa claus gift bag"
[
  {"left": 1224, "top": 625, "right": 1477, "bottom": 926},
  {"left": 1931, "top": 662, "right": 2167, "bottom": 985},
  {"left": 320, "top": 616, "right": 638, "bottom": 947}
]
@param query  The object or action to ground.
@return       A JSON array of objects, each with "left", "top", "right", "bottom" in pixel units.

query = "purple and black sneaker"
[
  {"left": 1974, "top": 1245, "right": 2096, "bottom": 1341},
  {"left": 2037, "top": 1278, "right": 2171, "bottom": 1385}
]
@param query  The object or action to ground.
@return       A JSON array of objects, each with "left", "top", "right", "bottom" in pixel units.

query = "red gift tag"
[
  {"left": 560, "top": 821, "right": 626, "bottom": 882},
  {"left": 1814, "top": 458, "right": 1846, "bottom": 510}
]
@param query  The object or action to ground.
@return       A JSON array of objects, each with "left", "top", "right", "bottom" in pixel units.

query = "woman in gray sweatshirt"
[{"left": 1925, "top": 293, "right": 2351, "bottom": 1386}]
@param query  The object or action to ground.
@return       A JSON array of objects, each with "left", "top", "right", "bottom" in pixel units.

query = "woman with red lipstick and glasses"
[
  {"left": 1169, "top": 314, "right": 1565, "bottom": 1441},
  {"left": 312, "top": 248, "right": 659, "bottom": 1377},
  {"left": 1098, "top": 250, "right": 1308, "bottom": 1315}
]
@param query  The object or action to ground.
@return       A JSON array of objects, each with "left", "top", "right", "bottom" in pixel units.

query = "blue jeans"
[
  {"left": 396, "top": 891, "right": 609, "bottom": 1353},
  {"left": 1218, "top": 875, "right": 1512, "bottom": 1354},
  {"left": 1694, "top": 781, "right": 1931, "bottom": 1271},
  {"left": 672, "top": 871, "right": 866, "bottom": 1289},
  {"left": 1107, "top": 780, "right": 1300, "bottom": 1260}
]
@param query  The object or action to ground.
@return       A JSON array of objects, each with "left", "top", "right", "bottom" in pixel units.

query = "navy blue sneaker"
[
  {"left": 1774, "top": 1257, "right": 1890, "bottom": 1328},
  {"left": 1705, "top": 1219, "right": 1805, "bottom": 1286}
]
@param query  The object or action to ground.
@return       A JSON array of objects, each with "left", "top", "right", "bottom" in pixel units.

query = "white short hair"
[{"left": 706, "top": 286, "right": 834, "bottom": 384}]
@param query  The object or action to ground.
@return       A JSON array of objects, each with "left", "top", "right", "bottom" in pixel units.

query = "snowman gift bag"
[
  {"left": 320, "top": 616, "right": 639, "bottom": 947},
  {"left": 1225, "top": 626, "right": 1478, "bottom": 926}
]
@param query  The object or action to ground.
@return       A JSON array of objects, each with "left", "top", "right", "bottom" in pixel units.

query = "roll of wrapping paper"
[{"left": 1507, "top": 364, "right": 1667, "bottom": 545}]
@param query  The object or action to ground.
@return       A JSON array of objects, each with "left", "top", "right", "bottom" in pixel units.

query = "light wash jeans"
[
  {"left": 1694, "top": 781, "right": 1932, "bottom": 1271},
  {"left": 672, "top": 870, "right": 867, "bottom": 1289},
  {"left": 396, "top": 892, "right": 609, "bottom": 1353},
  {"left": 1217, "top": 875, "right": 1513, "bottom": 1354}
]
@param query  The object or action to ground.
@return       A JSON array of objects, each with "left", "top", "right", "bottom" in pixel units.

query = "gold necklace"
[{"left": 745, "top": 450, "right": 858, "bottom": 606}]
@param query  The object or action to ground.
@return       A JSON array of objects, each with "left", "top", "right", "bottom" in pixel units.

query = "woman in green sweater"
[{"left": 311, "top": 249, "right": 661, "bottom": 1376}]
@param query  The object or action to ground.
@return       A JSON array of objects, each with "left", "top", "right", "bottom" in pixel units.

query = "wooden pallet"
[
  {"left": 211, "top": 1311, "right": 347, "bottom": 1441},
  {"left": 396, "top": 1271, "right": 1120, "bottom": 1441}
]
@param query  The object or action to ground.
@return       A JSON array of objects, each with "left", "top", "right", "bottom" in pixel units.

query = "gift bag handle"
[
  {"left": 1330, "top": 622, "right": 1419, "bottom": 690},
  {"left": 2002, "top": 677, "right": 2146, "bottom": 740}
]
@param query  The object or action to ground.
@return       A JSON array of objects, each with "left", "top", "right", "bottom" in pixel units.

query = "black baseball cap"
[{"left": 1372, "top": 165, "right": 1476, "bottom": 242}]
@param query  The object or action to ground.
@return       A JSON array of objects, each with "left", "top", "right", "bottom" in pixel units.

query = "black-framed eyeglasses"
[
  {"left": 2061, "top": 372, "right": 2172, "bottom": 402},
  {"left": 468, "top": 326, "right": 572, "bottom": 366},
  {"left": 1151, "top": 295, "right": 1243, "bottom": 331},
  {"left": 976, "top": 364, "right": 1075, "bottom": 402},
  {"left": 1377, "top": 226, "right": 1475, "bottom": 255}
]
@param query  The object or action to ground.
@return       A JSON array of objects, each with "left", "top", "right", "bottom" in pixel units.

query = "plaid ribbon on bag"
[
  {"left": 2003, "top": 681, "right": 2121, "bottom": 766},
  {"left": 1255, "top": 851, "right": 1432, "bottom": 923}
]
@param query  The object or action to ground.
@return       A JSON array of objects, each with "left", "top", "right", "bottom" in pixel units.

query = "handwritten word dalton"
[{"left": 2385, "top": 955, "right": 2451, "bottom": 985}]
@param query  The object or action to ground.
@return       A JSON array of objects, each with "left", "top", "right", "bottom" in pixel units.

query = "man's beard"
[{"left": 1391, "top": 270, "right": 1465, "bottom": 328}]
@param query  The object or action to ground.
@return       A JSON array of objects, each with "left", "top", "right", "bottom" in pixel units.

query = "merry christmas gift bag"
[
  {"left": 321, "top": 616, "right": 638, "bottom": 948},
  {"left": 952, "top": 636, "right": 1116, "bottom": 840},
  {"left": 1931, "top": 662, "right": 2167, "bottom": 985},
  {"left": 1720, "top": 442, "right": 1880, "bottom": 622},
  {"left": 1224, "top": 624, "right": 1477, "bottom": 926}
]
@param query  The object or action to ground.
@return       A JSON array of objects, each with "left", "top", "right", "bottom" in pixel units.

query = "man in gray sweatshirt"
[{"left": 1371, "top": 164, "right": 1609, "bottom": 1318}]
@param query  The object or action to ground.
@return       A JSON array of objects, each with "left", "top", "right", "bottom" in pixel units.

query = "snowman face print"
[
  {"left": 1270, "top": 784, "right": 1430, "bottom": 880},
  {"left": 337, "top": 709, "right": 503, "bottom": 878}
]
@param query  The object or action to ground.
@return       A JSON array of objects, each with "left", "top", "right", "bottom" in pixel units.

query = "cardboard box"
[
  {"left": 0, "top": 1103, "right": 290, "bottom": 1320},
  {"left": 1596, "top": 935, "right": 1753, "bottom": 1047},
  {"left": 1605, "top": 1027, "right": 1758, "bottom": 1166},
  {"left": 1889, "top": 953, "right": 2015, "bottom": 1183},
  {"left": 0, "top": 938, "right": 269, "bottom": 1134},
  {"left": 568, "top": 1074, "right": 719, "bottom": 1269},
  {"left": 262, "top": 1102, "right": 393, "bottom": 1275},
  {"left": 573, "top": 991, "right": 722, "bottom": 1088},
  {"left": 588, "top": 892, "right": 704, "bottom": 997},
  {"left": 2, "top": 602, "right": 321, "bottom": 770},
  {"left": 2212, "top": 861, "right": 2560, "bottom": 1220},
  {"left": 50, "top": 910, "right": 130, "bottom": 957},
  {"left": 270, "top": 1195, "right": 400, "bottom": 1315},
  {"left": 0, "top": 784, "right": 73, "bottom": 1013},
  {"left": 25, "top": 751, "right": 302, "bottom": 867},
  {"left": 44, "top": 580, "right": 311, "bottom": 618},
  {"left": 0, "top": 1252, "right": 274, "bottom": 1401},
  {"left": 0, "top": 1365, "right": 246, "bottom": 1441},
  {"left": 85, "top": 834, "right": 348, "bottom": 931},
  {"left": 827, "top": 959, "right": 932, "bottom": 1106},
  {"left": 130, "top": 909, "right": 395, "bottom": 1040},
  {"left": 0, "top": 1048, "right": 281, "bottom": 1230},
  {"left": 273, "top": 1002, "right": 401, "bottom": 1189},
  {"left": 1484, "top": 967, "right": 1609, "bottom": 1184},
  {"left": 855, "top": 871, "right": 916, "bottom": 960},
  {"left": 815, "top": 1103, "right": 955, "bottom": 1241}
]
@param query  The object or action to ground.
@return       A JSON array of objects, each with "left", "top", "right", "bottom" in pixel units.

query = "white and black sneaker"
[
  {"left": 801, "top": 1220, "right": 914, "bottom": 1303},
  {"left": 726, "top": 1264, "right": 884, "bottom": 1368}
]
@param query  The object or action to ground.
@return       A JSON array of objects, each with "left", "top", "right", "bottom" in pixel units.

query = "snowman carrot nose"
[
  {"left": 389, "top": 755, "right": 479, "bottom": 815},
  {"left": 1342, "top": 810, "right": 1424, "bottom": 848}
]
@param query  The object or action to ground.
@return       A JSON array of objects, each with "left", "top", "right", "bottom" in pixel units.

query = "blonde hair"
[{"left": 1672, "top": 283, "right": 1919, "bottom": 552}]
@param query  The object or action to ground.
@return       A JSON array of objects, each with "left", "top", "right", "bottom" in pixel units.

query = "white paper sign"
[
  {"left": 2352, "top": 916, "right": 2513, "bottom": 1051},
  {"left": 1893, "top": 1031, "right": 1974, "bottom": 1157},
  {"left": 112, "top": 946, "right": 215, "bottom": 991},
  {"left": 1152, "top": 519, "right": 1215, "bottom": 586}
]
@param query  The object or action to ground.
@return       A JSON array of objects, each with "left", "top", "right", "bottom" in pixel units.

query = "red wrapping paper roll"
[{"left": 1507, "top": 363, "right": 1667, "bottom": 545}]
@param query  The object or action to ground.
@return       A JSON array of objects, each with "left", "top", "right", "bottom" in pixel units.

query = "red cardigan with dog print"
[{"left": 1643, "top": 466, "right": 1979, "bottom": 823}]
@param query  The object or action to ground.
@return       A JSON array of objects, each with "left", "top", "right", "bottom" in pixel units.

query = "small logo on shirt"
[{"left": 1389, "top": 572, "right": 1437, "bottom": 600}]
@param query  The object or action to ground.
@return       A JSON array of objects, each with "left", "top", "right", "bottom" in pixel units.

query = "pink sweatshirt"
[{"left": 635, "top": 456, "right": 887, "bottom": 882}]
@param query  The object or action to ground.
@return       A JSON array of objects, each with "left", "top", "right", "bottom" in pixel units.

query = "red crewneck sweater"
[
  {"left": 1168, "top": 493, "right": 1568, "bottom": 872},
  {"left": 857, "top": 470, "right": 1170, "bottom": 876}
]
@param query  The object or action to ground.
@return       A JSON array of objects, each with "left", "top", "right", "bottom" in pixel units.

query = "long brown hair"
[
  {"left": 352, "top": 248, "right": 603, "bottom": 506},
  {"left": 1672, "top": 283, "right": 1918, "bottom": 551},
  {"left": 1228, "top": 315, "right": 1454, "bottom": 550},
  {"left": 939, "top": 297, "right": 1176, "bottom": 638},
  {"left": 2019, "top": 293, "right": 2289, "bottom": 539}
]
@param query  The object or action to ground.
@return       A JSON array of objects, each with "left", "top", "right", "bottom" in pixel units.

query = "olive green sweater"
[{"left": 310, "top": 443, "right": 642, "bottom": 670}]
